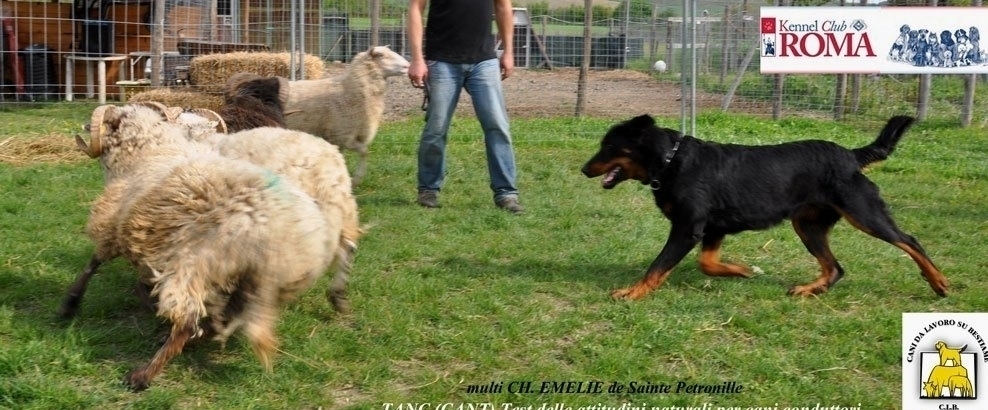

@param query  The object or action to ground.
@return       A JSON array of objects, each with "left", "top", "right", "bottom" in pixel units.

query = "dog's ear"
[
  {"left": 628, "top": 114, "right": 656, "bottom": 129},
  {"left": 628, "top": 115, "right": 661, "bottom": 148}
]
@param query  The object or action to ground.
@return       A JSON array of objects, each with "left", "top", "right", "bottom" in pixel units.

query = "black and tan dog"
[{"left": 581, "top": 114, "right": 948, "bottom": 300}]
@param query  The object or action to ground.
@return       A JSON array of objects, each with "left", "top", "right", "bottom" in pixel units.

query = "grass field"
[{"left": 1, "top": 103, "right": 986, "bottom": 409}]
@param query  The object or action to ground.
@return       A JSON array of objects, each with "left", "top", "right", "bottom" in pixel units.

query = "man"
[{"left": 407, "top": 0, "right": 524, "bottom": 214}]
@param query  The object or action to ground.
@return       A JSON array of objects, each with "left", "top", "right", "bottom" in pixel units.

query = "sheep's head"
[
  {"left": 178, "top": 108, "right": 229, "bottom": 134},
  {"left": 75, "top": 102, "right": 185, "bottom": 159},
  {"left": 367, "top": 46, "right": 409, "bottom": 78}
]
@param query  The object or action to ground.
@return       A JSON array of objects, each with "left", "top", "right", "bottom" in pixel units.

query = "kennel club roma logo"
[
  {"left": 903, "top": 313, "right": 988, "bottom": 409},
  {"left": 760, "top": 15, "right": 871, "bottom": 58},
  {"left": 760, "top": 7, "right": 988, "bottom": 74}
]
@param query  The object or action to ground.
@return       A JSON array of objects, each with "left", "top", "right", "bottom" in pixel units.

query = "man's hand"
[
  {"left": 408, "top": 59, "right": 428, "bottom": 88},
  {"left": 500, "top": 51, "right": 514, "bottom": 81}
]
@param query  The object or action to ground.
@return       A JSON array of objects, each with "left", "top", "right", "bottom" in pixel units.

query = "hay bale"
[
  {"left": 127, "top": 88, "right": 224, "bottom": 111},
  {"left": 189, "top": 52, "right": 325, "bottom": 92},
  {"left": 0, "top": 135, "right": 85, "bottom": 165}
]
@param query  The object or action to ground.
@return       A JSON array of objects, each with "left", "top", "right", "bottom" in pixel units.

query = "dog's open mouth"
[{"left": 601, "top": 166, "right": 623, "bottom": 189}]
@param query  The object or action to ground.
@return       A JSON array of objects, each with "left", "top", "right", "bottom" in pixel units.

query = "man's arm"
[
  {"left": 493, "top": 0, "right": 514, "bottom": 80},
  {"left": 407, "top": 0, "right": 428, "bottom": 88}
]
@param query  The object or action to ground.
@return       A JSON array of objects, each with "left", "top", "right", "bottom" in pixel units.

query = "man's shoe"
[
  {"left": 495, "top": 197, "right": 524, "bottom": 214},
  {"left": 417, "top": 190, "right": 440, "bottom": 208}
]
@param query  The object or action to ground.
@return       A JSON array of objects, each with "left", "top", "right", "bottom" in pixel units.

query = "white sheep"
[
  {"left": 284, "top": 45, "right": 409, "bottom": 185},
  {"left": 175, "top": 107, "right": 362, "bottom": 313},
  {"left": 62, "top": 103, "right": 340, "bottom": 391}
]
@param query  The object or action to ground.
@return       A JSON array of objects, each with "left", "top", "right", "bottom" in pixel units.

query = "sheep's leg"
[
  {"left": 241, "top": 284, "right": 281, "bottom": 372},
  {"left": 326, "top": 240, "right": 357, "bottom": 315},
  {"left": 134, "top": 281, "right": 156, "bottom": 313},
  {"left": 124, "top": 316, "right": 198, "bottom": 391},
  {"left": 352, "top": 149, "right": 369, "bottom": 186},
  {"left": 58, "top": 255, "right": 102, "bottom": 319}
]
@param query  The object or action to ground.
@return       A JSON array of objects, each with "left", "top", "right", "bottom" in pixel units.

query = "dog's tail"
[{"left": 853, "top": 115, "right": 915, "bottom": 167}]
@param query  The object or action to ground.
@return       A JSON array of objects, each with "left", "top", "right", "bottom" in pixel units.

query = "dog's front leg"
[{"left": 612, "top": 223, "right": 700, "bottom": 300}]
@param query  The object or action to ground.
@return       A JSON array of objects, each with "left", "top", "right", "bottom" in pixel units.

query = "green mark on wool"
[
  {"left": 262, "top": 169, "right": 283, "bottom": 189},
  {"left": 261, "top": 169, "right": 298, "bottom": 201}
]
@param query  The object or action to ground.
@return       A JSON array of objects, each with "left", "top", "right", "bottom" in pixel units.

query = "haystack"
[
  {"left": 127, "top": 88, "right": 224, "bottom": 111},
  {"left": 190, "top": 52, "right": 325, "bottom": 92},
  {"left": 0, "top": 135, "right": 84, "bottom": 165}
]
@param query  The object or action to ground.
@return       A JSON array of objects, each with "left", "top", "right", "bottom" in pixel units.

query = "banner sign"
[
  {"left": 902, "top": 313, "right": 988, "bottom": 409},
  {"left": 759, "top": 7, "right": 988, "bottom": 74}
]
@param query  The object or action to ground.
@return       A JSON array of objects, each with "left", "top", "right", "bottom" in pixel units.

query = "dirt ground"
[
  {"left": 2, "top": 67, "right": 772, "bottom": 166},
  {"left": 377, "top": 67, "right": 772, "bottom": 121}
]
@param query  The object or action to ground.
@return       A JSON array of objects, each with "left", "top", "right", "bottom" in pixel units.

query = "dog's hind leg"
[
  {"left": 698, "top": 234, "right": 752, "bottom": 278},
  {"left": 612, "top": 223, "right": 700, "bottom": 300},
  {"left": 836, "top": 175, "right": 949, "bottom": 297},
  {"left": 789, "top": 205, "right": 845, "bottom": 297}
]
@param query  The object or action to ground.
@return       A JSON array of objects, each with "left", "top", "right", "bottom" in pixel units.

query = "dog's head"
[
  {"left": 581, "top": 114, "right": 680, "bottom": 189},
  {"left": 899, "top": 24, "right": 911, "bottom": 34},
  {"left": 941, "top": 30, "right": 954, "bottom": 45}
]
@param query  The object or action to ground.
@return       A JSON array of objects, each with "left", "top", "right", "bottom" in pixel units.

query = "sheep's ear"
[
  {"left": 368, "top": 46, "right": 381, "bottom": 57},
  {"left": 75, "top": 135, "right": 92, "bottom": 157},
  {"left": 277, "top": 76, "right": 290, "bottom": 105}
]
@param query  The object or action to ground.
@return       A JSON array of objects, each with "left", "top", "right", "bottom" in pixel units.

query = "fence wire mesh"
[{"left": 0, "top": 0, "right": 984, "bottom": 129}]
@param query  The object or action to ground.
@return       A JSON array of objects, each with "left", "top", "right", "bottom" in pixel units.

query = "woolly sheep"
[
  {"left": 216, "top": 72, "right": 291, "bottom": 132},
  {"left": 284, "top": 45, "right": 409, "bottom": 185},
  {"left": 175, "top": 107, "right": 362, "bottom": 313},
  {"left": 61, "top": 103, "right": 340, "bottom": 390}
]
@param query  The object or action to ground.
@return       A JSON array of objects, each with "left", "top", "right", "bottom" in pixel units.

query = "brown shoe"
[
  {"left": 417, "top": 190, "right": 440, "bottom": 208},
  {"left": 495, "top": 197, "right": 524, "bottom": 214}
]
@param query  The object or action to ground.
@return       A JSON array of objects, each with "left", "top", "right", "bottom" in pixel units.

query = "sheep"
[
  {"left": 174, "top": 107, "right": 362, "bottom": 313},
  {"left": 215, "top": 72, "right": 291, "bottom": 132},
  {"left": 284, "top": 45, "right": 410, "bottom": 185},
  {"left": 61, "top": 103, "right": 341, "bottom": 391}
]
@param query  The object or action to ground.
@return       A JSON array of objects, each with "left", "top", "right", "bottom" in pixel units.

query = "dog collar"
[
  {"left": 665, "top": 138, "right": 681, "bottom": 164},
  {"left": 649, "top": 136, "right": 682, "bottom": 190}
]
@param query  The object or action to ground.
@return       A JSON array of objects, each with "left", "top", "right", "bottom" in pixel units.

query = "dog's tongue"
[{"left": 602, "top": 167, "right": 621, "bottom": 186}]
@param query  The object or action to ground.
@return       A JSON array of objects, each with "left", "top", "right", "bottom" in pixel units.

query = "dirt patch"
[
  {"left": 7, "top": 67, "right": 772, "bottom": 165},
  {"left": 379, "top": 67, "right": 773, "bottom": 121}
]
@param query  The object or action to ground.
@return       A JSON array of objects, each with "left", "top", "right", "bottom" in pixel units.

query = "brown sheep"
[{"left": 215, "top": 72, "right": 291, "bottom": 132}]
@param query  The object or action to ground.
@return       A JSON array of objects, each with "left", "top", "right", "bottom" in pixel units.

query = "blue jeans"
[{"left": 417, "top": 59, "right": 519, "bottom": 202}]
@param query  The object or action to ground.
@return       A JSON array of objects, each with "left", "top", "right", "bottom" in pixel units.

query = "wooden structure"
[{"left": 0, "top": 0, "right": 321, "bottom": 99}]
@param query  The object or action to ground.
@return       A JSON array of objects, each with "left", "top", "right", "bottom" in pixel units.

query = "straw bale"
[
  {"left": 128, "top": 88, "right": 224, "bottom": 111},
  {"left": 189, "top": 52, "right": 326, "bottom": 92},
  {"left": 0, "top": 135, "right": 86, "bottom": 165}
]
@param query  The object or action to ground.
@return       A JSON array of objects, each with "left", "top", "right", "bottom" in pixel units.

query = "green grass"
[{"left": 1, "top": 105, "right": 986, "bottom": 409}]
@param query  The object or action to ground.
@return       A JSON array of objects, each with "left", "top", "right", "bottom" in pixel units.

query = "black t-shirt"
[{"left": 424, "top": 0, "right": 498, "bottom": 64}]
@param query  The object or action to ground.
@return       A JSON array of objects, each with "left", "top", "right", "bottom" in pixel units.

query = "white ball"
[{"left": 652, "top": 60, "right": 667, "bottom": 72}]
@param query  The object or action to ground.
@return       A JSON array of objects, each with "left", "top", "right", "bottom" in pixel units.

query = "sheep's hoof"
[
  {"left": 123, "top": 369, "right": 151, "bottom": 391},
  {"left": 326, "top": 289, "right": 351, "bottom": 315},
  {"left": 57, "top": 294, "right": 82, "bottom": 319}
]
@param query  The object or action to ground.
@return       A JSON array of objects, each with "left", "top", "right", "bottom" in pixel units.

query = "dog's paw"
[
  {"left": 786, "top": 284, "right": 827, "bottom": 297},
  {"left": 698, "top": 260, "right": 753, "bottom": 278},
  {"left": 610, "top": 286, "right": 650, "bottom": 300},
  {"left": 924, "top": 274, "right": 949, "bottom": 297}
]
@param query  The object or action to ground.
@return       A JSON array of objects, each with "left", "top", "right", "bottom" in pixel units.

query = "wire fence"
[{"left": 0, "top": 0, "right": 985, "bottom": 127}]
